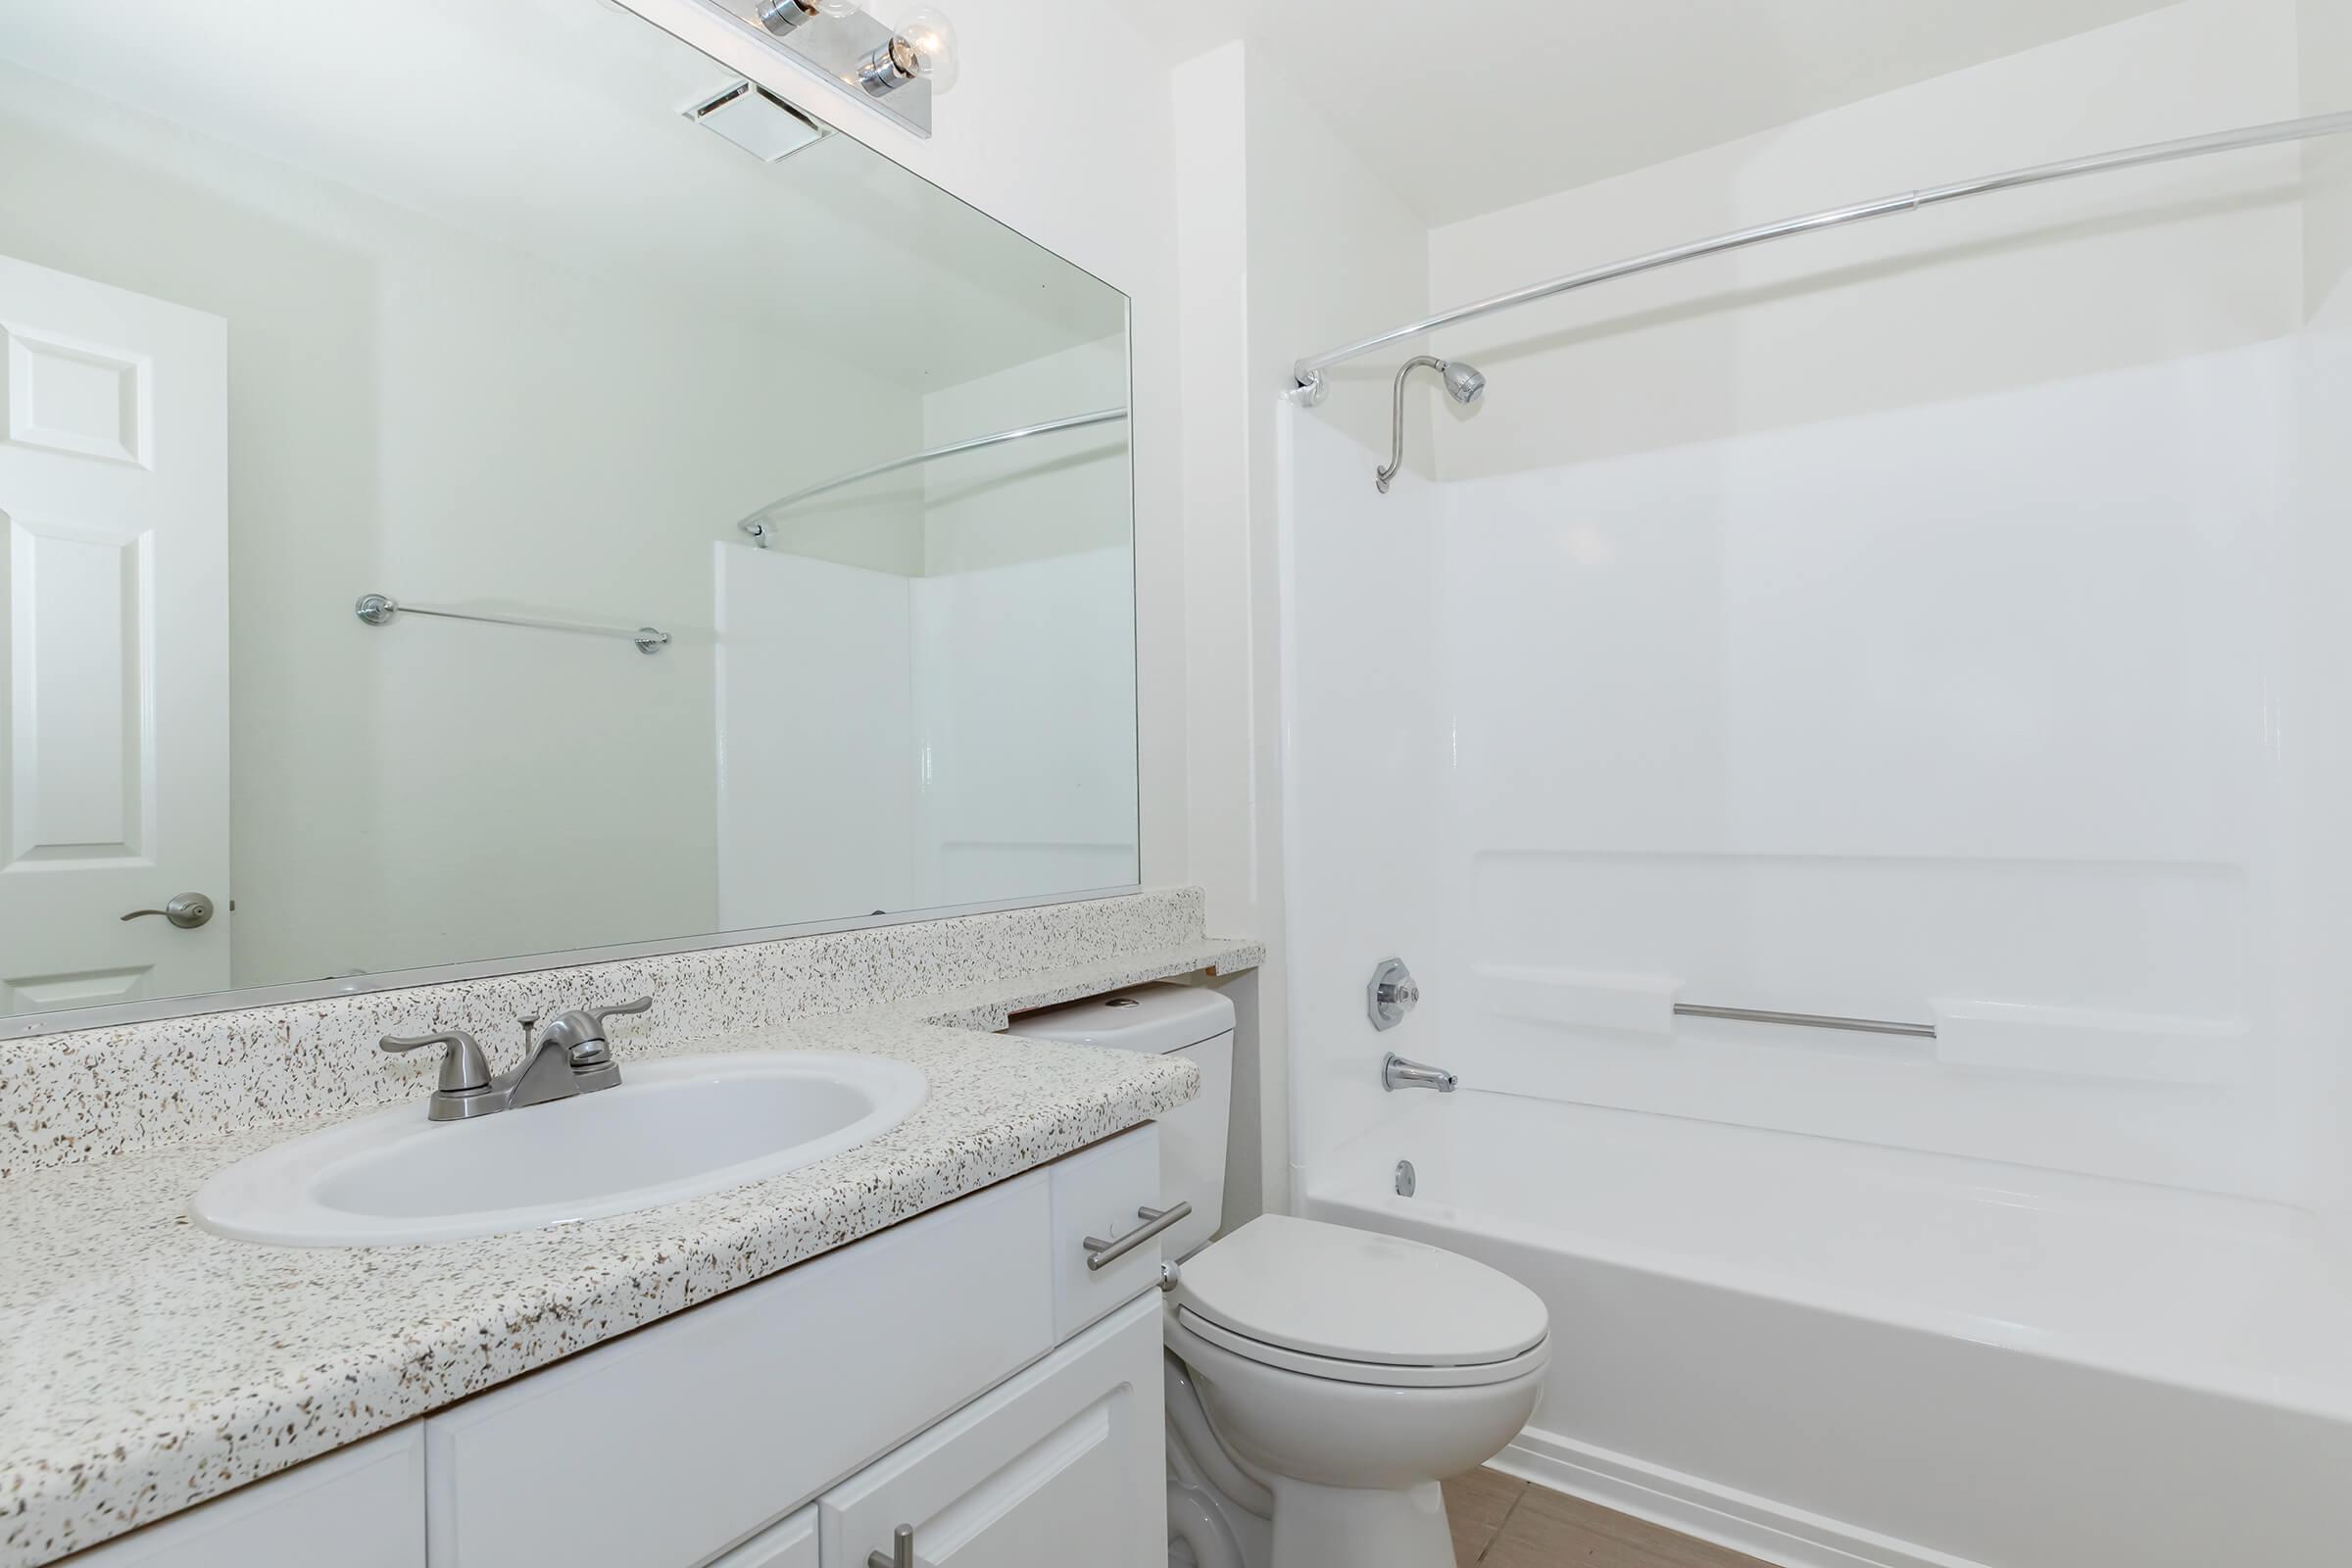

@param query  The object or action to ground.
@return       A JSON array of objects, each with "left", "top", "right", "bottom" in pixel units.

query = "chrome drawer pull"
[
  {"left": 868, "top": 1524, "right": 914, "bottom": 1568},
  {"left": 1082, "top": 1200, "right": 1192, "bottom": 1271}
]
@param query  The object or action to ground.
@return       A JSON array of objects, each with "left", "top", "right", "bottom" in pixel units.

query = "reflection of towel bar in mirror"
[
  {"left": 736, "top": 407, "right": 1129, "bottom": 548},
  {"left": 353, "top": 594, "right": 671, "bottom": 656}
]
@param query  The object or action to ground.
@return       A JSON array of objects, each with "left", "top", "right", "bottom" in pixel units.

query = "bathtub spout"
[{"left": 1383, "top": 1053, "right": 1459, "bottom": 1093}]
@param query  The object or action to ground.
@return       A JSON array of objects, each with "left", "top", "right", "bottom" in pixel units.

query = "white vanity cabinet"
[{"left": 66, "top": 1128, "right": 1169, "bottom": 1568}]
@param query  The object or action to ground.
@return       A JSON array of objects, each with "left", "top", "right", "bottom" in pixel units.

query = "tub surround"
[{"left": 0, "top": 890, "right": 1261, "bottom": 1568}]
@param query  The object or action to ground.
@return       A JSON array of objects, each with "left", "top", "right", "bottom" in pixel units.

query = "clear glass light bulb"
[
  {"left": 895, "top": 6, "right": 959, "bottom": 92},
  {"left": 811, "top": 0, "right": 866, "bottom": 15}
]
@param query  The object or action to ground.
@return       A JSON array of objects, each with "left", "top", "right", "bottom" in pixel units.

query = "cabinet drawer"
[
  {"left": 819, "top": 1292, "right": 1166, "bottom": 1568},
  {"left": 1049, "top": 1125, "right": 1167, "bottom": 1340},
  {"left": 707, "top": 1505, "right": 816, "bottom": 1568},
  {"left": 423, "top": 1172, "right": 1054, "bottom": 1568},
  {"left": 74, "top": 1426, "right": 422, "bottom": 1568}
]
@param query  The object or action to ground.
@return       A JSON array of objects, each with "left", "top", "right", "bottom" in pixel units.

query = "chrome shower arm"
[{"left": 1376, "top": 357, "right": 1448, "bottom": 494}]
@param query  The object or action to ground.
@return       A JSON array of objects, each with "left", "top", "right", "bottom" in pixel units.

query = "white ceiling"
[{"left": 1111, "top": 0, "right": 2183, "bottom": 225}]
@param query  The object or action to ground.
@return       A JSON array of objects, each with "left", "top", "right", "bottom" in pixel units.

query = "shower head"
[
  {"left": 1442, "top": 360, "right": 1486, "bottom": 404},
  {"left": 1377, "top": 355, "right": 1488, "bottom": 492}
]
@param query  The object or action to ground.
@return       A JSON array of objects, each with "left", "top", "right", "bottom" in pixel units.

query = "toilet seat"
[
  {"left": 1172, "top": 1305, "right": 1550, "bottom": 1389},
  {"left": 1173, "top": 1214, "right": 1549, "bottom": 1384}
]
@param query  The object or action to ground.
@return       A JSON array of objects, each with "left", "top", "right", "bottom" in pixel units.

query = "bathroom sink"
[{"left": 190, "top": 1053, "right": 927, "bottom": 1247}]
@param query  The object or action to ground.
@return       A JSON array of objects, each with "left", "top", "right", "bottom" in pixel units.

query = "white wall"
[
  {"left": 0, "top": 58, "right": 926, "bottom": 986},
  {"left": 1171, "top": 42, "right": 1434, "bottom": 1218}
]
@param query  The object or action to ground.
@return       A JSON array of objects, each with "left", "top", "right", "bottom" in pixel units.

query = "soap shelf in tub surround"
[{"left": 0, "top": 886, "right": 1261, "bottom": 1177}]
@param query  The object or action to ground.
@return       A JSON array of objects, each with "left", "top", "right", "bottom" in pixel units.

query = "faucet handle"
[
  {"left": 582, "top": 995, "right": 653, "bottom": 1033},
  {"left": 381, "top": 1031, "right": 492, "bottom": 1095}
]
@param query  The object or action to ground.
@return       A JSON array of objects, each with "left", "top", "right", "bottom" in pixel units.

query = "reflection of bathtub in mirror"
[{"left": 0, "top": 0, "right": 1139, "bottom": 1037}]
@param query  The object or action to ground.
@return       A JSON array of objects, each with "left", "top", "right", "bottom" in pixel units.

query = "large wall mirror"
[{"left": 0, "top": 0, "right": 1138, "bottom": 1031}]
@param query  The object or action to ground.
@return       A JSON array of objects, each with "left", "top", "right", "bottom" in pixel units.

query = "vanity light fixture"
[
  {"left": 857, "top": 7, "right": 959, "bottom": 100},
  {"left": 723, "top": 0, "right": 959, "bottom": 138},
  {"left": 754, "top": 0, "right": 867, "bottom": 35}
]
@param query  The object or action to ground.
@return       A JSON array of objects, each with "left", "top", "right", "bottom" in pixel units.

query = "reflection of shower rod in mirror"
[
  {"left": 736, "top": 408, "right": 1129, "bottom": 549},
  {"left": 353, "top": 594, "right": 671, "bottom": 656}
]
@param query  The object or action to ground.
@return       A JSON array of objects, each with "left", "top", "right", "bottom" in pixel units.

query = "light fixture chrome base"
[{"left": 729, "top": 0, "right": 934, "bottom": 138}]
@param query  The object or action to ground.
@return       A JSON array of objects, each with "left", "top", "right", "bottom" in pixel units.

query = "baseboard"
[{"left": 1491, "top": 1426, "right": 1992, "bottom": 1568}]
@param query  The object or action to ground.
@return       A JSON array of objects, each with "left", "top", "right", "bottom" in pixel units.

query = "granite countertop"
[{"left": 0, "top": 933, "right": 1259, "bottom": 1566}]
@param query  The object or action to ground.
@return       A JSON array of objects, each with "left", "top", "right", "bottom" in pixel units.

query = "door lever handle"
[{"left": 120, "top": 893, "right": 216, "bottom": 930}]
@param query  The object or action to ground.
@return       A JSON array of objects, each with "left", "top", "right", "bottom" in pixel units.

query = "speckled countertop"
[{"left": 0, "top": 926, "right": 1261, "bottom": 1567}]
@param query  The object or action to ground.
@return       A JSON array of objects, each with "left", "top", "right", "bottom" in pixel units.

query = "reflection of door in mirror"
[{"left": 0, "top": 254, "right": 229, "bottom": 1014}]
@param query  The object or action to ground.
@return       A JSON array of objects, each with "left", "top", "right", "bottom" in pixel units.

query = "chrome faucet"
[
  {"left": 1381, "top": 1052, "right": 1458, "bottom": 1094},
  {"left": 380, "top": 995, "right": 653, "bottom": 1122}
]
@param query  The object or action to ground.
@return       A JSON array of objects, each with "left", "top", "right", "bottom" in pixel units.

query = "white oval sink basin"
[{"left": 190, "top": 1053, "right": 927, "bottom": 1248}]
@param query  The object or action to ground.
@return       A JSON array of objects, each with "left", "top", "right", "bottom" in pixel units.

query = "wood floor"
[{"left": 1445, "top": 1470, "right": 1774, "bottom": 1568}]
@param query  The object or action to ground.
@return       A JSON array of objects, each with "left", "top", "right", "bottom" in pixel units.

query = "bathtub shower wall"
[{"left": 1284, "top": 0, "right": 2352, "bottom": 1204}]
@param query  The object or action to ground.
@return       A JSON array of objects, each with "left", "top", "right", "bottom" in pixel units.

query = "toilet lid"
[{"left": 1176, "top": 1215, "right": 1548, "bottom": 1368}]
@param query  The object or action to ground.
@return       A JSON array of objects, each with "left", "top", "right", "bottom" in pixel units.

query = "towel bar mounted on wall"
[
  {"left": 1673, "top": 1003, "right": 1937, "bottom": 1041},
  {"left": 354, "top": 594, "right": 671, "bottom": 655}
]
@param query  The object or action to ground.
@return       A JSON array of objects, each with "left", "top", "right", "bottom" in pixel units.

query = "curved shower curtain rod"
[
  {"left": 737, "top": 407, "right": 1130, "bottom": 547},
  {"left": 1288, "top": 109, "right": 2352, "bottom": 400}
]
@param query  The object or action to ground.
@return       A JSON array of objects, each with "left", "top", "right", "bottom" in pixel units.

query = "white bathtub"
[{"left": 1302, "top": 1093, "right": 2352, "bottom": 1568}]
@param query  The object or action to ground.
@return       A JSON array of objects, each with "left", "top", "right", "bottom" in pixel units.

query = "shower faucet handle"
[{"left": 1367, "top": 957, "right": 1420, "bottom": 1031}]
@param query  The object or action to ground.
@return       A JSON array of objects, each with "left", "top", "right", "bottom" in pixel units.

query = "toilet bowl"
[
  {"left": 1006, "top": 988, "right": 1550, "bottom": 1568},
  {"left": 1162, "top": 1214, "right": 1547, "bottom": 1568}
]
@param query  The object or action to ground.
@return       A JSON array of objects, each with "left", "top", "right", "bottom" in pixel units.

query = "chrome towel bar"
[
  {"left": 1674, "top": 1003, "right": 1936, "bottom": 1041},
  {"left": 354, "top": 593, "right": 670, "bottom": 655}
]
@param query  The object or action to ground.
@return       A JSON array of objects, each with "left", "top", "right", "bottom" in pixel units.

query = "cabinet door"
[
  {"left": 70, "top": 1426, "right": 422, "bottom": 1568},
  {"left": 423, "top": 1172, "right": 1053, "bottom": 1568},
  {"left": 821, "top": 1292, "right": 1164, "bottom": 1568}
]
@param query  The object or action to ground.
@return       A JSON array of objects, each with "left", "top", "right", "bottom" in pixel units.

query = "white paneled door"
[{"left": 0, "top": 253, "right": 229, "bottom": 1017}]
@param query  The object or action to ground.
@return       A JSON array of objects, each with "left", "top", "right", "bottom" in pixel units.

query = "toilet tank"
[{"left": 1004, "top": 982, "right": 1233, "bottom": 1261}]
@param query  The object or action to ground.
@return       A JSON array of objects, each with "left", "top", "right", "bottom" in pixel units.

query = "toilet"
[{"left": 1007, "top": 984, "right": 1549, "bottom": 1568}]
